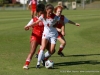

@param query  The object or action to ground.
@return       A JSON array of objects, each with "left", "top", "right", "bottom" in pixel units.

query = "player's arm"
[
  {"left": 53, "top": 23, "right": 62, "bottom": 32},
  {"left": 27, "top": 0, "right": 32, "bottom": 10},
  {"left": 68, "top": 20, "right": 80, "bottom": 26},
  {"left": 55, "top": 23, "right": 65, "bottom": 35},
  {"left": 64, "top": 16, "right": 80, "bottom": 26},
  {"left": 24, "top": 19, "right": 33, "bottom": 30},
  {"left": 24, "top": 20, "right": 40, "bottom": 30},
  {"left": 55, "top": 17, "right": 65, "bottom": 32},
  {"left": 56, "top": 27, "right": 62, "bottom": 32},
  {"left": 61, "top": 24, "right": 65, "bottom": 36}
]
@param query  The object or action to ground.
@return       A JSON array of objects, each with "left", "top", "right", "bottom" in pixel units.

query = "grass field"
[{"left": 0, "top": 9, "right": 100, "bottom": 75}]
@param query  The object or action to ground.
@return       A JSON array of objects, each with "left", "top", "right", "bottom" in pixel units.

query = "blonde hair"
[{"left": 58, "top": 1, "right": 63, "bottom": 6}]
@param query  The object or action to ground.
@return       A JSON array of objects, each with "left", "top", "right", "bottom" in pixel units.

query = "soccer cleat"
[
  {"left": 41, "top": 60, "right": 45, "bottom": 66},
  {"left": 36, "top": 65, "right": 40, "bottom": 69},
  {"left": 23, "top": 65, "right": 29, "bottom": 70},
  {"left": 35, "top": 54, "right": 38, "bottom": 58},
  {"left": 58, "top": 52, "right": 65, "bottom": 57}
]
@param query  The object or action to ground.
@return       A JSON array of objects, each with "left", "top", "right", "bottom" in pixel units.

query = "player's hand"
[
  {"left": 24, "top": 26, "right": 29, "bottom": 31},
  {"left": 75, "top": 23, "right": 80, "bottom": 26},
  {"left": 61, "top": 31, "right": 65, "bottom": 36},
  {"left": 56, "top": 28, "right": 62, "bottom": 32}
]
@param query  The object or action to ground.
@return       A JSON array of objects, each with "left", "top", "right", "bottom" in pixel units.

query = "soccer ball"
[{"left": 45, "top": 60, "right": 54, "bottom": 69}]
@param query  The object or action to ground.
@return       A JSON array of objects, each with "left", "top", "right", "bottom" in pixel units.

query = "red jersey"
[
  {"left": 56, "top": 15, "right": 64, "bottom": 38},
  {"left": 31, "top": 0, "right": 37, "bottom": 11},
  {"left": 32, "top": 16, "right": 44, "bottom": 37},
  {"left": 56, "top": 15, "right": 64, "bottom": 29},
  {"left": 30, "top": 16, "right": 44, "bottom": 44}
]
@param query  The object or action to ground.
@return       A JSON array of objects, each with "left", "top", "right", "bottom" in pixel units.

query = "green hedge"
[{"left": 0, "top": 0, "right": 3, "bottom": 4}]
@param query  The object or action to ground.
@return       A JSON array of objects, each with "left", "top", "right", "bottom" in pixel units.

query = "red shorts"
[
  {"left": 57, "top": 32, "right": 63, "bottom": 38},
  {"left": 31, "top": 8, "right": 36, "bottom": 12},
  {"left": 30, "top": 34, "right": 42, "bottom": 45}
]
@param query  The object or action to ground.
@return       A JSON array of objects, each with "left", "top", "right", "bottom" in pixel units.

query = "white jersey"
[
  {"left": 39, "top": 14, "right": 60, "bottom": 44},
  {"left": 39, "top": 14, "right": 59, "bottom": 37},
  {"left": 26, "top": 19, "right": 33, "bottom": 26}
]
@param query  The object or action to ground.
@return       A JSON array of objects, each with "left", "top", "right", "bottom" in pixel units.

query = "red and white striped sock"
[
  {"left": 24, "top": 60, "right": 30, "bottom": 66},
  {"left": 58, "top": 45, "right": 64, "bottom": 53}
]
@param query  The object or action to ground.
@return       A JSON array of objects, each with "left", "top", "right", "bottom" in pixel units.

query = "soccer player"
[
  {"left": 23, "top": 3, "right": 45, "bottom": 70},
  {"left": 25, "top": 4, "right": 62, "bottom": 68},
  {"left": 54, "top": 5, "right": 80, "bottom": 56},
  {"left": 28, "top": 0, "right": 39, "bottom": 18},
  {"left": 35, "top": 5, "right": 80, "bottom": 58}
]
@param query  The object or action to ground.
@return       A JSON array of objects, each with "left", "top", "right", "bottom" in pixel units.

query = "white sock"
[
  {"left": 45, "top": 51, "right": 51, "bottom": 58},
  {"left": 60, "top": 44, "right": 64, "bottom": 48},
  {"left": 37, "top": 50, "right": 44, "bottom": 65}
]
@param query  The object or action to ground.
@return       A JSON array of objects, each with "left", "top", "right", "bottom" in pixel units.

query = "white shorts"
[{"left": 42, "top": 32, "right": 58, "bottom": 44}]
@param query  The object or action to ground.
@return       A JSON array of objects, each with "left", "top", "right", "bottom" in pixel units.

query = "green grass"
[{"left": 0, "top": 9, "right": 100, "bottom": 75}]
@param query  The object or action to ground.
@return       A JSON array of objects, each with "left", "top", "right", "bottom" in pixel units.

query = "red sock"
[
  {"left": 58, "top": 47, "right": 63, "bottom": 53},
  {"left": 24, "top": 60, "right": 30, "bottom": 66}
]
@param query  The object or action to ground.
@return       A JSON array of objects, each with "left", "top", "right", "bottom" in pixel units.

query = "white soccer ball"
[{"left": 45, "top": 60, "right": 54, "bottom": 69}]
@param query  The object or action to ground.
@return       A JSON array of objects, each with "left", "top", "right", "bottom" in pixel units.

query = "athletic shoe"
[
  {"left": 23, "top": 65, "right": 29, "bottom": 70},
  {"left": 35, "top": 54, "right": 38, "bottom": 58},
  {"left": 41, "top": 60, "right": 45, "bottom": 66},
  {"left": 58, "top": 52, "right": 65, "bottom": 57},
  {"left": 36, "top": 65, "right": 40, "bottom": 69}
]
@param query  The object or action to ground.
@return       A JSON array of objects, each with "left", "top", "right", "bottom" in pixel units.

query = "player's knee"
[
  {"left": 49, "top": 49, "right": 55, "bottom": 55},
  {"left": 52, "top": 49, "right": 56, "bottom": 54},
  {"left": 62, "top": 41, "right": 66, "bottom": 46},
  {"left": 41, "top": 46, "right": 46, "bottom": 50}
]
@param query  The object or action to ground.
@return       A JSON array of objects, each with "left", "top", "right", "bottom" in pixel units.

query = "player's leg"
[
  {"left": 44, "top": 42, "right": 55, "bottom": 60},
  {"left": 31, "top": 10, "right": 37, "bottom": 18},
  {"left": 57, "top": 36, "right": 66, "bottom": 57},
  {"left": 31, "top": 11, "right": 34, "bottom": 18},
  {"left": 23, "top": 38, "right": 39, "bottom": 69},
  {"left": 35, "top": 46, "right": 41, "bottom": 58},
  {"left": 33, "top": 10, "right": 37, "bottom": 17},
  {"left": 43, "top": 37, "right": 57, "bottom": 61},
  {"left": 40, "top": 41, "right": 56, "bottom": 66},
  {"left": 43, "top": 34, "right": 58, "bottom": 60},
  {"left": 36, "top": 38, "right": 49, "bottom": 68},
  {"left": 45, "top": 43, "right": 56, "bottom": 59}
]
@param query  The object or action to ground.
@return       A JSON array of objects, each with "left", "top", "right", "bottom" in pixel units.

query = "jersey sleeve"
[
  {"left": 52, "top": 16, "right": 60, "bottom": 26},
  {"left": 26, "top": 19, "right": 33, "bottom": 26},
  {"left": 37, "top": 0, "right": 39, "bottom": 5},
  {"left": 38, "top": 15, "right": 43, "bottom": 21},
  {"left": 28, "top": 1, "right": 32, "bottom": 5},
  {"left": 54, "top": 16, "right": 60, "bottom": 21},
  {"left": 64, "top": 16, "right": 69, "bottom": 24}
]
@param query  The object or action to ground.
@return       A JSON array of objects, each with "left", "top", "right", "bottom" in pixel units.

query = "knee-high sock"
[
  {"left": 58, "top": 45, "right": 64, "bottom": 53},
  {"left": 45, "top": 51, "right": 51, "bottom": 58},
  {"left": 24, "top": 59, "right": 30, "bottom": 66},
  {"left": 44, "top": 51, "right": 51, "bottom": 61},
  {"left": 37, "top": 50, "right": 44, "bottom": 65}
]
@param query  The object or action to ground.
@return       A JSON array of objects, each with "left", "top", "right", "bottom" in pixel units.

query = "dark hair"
[
  {"left": 36, "top": 3, "right": 45, "bottom": 12},
  {"left": 43, "top": 4, "right": 54, "bottom": 20},
  {"left": 45, "top": 4, "right": 54, "bottom": 10}
]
